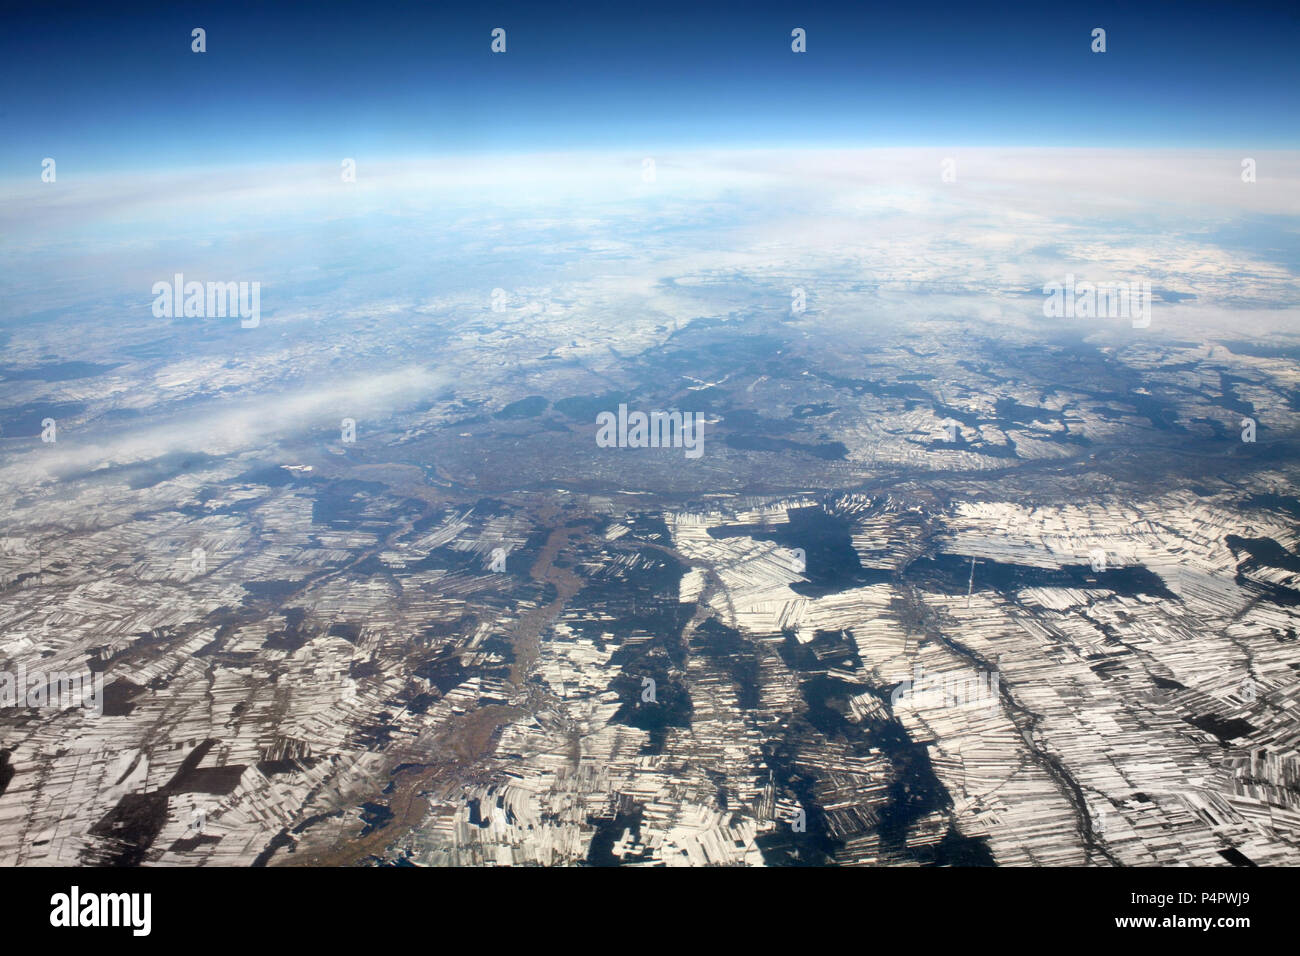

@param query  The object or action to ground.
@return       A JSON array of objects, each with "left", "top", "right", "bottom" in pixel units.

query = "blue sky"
[{"left": 1, "top": 0, "right": 1297, "bottom": 176}]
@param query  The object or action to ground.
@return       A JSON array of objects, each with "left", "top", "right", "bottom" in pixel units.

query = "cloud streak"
[{"left": 2, "top": 366, "right": 446, "bottom": 488}]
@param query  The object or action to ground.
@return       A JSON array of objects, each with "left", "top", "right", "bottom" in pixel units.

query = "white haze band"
[
  {"left": 595, "top": 403, "right": 705, "bottom": 459},
  {"left": 151, "top": 273, "right": 260, "bottom": 328}
]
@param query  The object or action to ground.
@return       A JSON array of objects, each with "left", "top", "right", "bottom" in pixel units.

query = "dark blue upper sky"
[{"left": 1, "top": 0, "right": 1297, "bottom": 175}]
